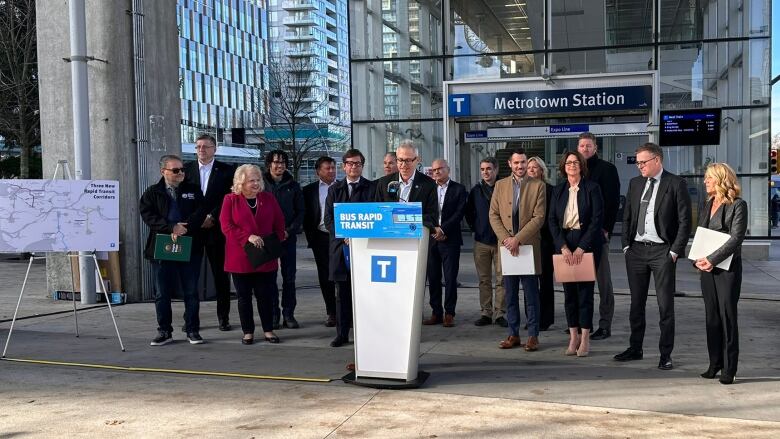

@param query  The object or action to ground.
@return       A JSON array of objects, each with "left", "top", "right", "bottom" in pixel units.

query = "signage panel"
[
  {"left": 334, "top": 202, "right": 423, "bottom": 239},
  {"left": 659, "top": 108, "right": 721, "bottom": 146}
]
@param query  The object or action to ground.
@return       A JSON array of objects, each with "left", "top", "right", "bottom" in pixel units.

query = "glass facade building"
[
  {"left": 349, "top": 0, "right": 773, "bottom": 240},
  {"left": 177, "top": 0, "right": 270, "bottom": 145}
]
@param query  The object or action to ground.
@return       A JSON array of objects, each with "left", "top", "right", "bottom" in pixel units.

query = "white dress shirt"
[
  {"left": 399, "top": 173, "right": 415, "bottom": 203},
  {"left": 634, "top": 168, "right": 664, "bottom": 244},
  {"left": 317, "top": 179, "right": 333, "bottom": 232},
  {"left": 436, "top": 179, "right": 450, "bottom": 224},
  {"left": 198, "top": 160, "right": 214, "bottom": 196}
]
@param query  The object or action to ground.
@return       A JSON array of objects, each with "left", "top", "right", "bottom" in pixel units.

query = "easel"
[{"left": 1, "top": 160, "right": 125, "bottom": 358}]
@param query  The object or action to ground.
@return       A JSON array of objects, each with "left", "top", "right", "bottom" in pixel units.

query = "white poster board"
[{"left": 0, "top": 179, "right": 119, "bottom": 252}]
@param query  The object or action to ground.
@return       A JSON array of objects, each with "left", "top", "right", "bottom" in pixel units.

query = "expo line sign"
[{"left": 448, "top": 85, "right": 652, "bottom": 117}]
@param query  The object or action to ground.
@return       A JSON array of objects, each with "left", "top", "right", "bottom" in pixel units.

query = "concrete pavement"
[{"left": 1, "top": 238, "right": 779, "bottom": 437}]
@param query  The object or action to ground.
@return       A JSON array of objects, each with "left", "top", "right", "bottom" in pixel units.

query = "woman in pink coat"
[{"left": 221, "top": 164, "right": 285, "bottom": 344}]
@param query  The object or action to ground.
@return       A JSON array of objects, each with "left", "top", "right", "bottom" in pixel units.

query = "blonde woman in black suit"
[{"left": 694, "top": 163, "right": 747, "bottom": 385}]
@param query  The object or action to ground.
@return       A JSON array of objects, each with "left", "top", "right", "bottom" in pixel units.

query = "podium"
[{"left": 334, "top": 202, "right": 430, "bottom": 388}]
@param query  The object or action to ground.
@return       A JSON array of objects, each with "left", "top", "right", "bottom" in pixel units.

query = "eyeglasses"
[
  {"left": 564, "top": 161, "right": 581, "bottom": 167},
  {"left": 397, "top": 157, "right": 417, "bottom": 165},
  {"left": 344, "top": 161, "right": 363, "bottom": 168},
  {"left": 635, "top": 156, "right": 658, "bottom": 168},
  {"left": 164, "top": 167, "right": 186, "bottom": 174}
]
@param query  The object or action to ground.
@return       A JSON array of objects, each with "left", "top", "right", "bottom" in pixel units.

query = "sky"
[{"left": 773, "top": 6, "right": 779, "bottom": 141}]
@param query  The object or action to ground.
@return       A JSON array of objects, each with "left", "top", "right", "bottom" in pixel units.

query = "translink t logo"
[
  {"left": 371, "top": 256, "right": 397, "bottom": 283},
  {"left": 448, "top": 94, "right": 471, "bottom": 116}
]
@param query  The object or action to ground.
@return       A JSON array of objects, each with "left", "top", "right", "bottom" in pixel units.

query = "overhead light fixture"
[{"left": 504, "top": 2, "right": 527, "bottom": 6}]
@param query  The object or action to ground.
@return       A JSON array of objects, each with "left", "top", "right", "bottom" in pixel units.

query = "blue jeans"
[
  {"left": 273, "top": 233, "right": 297, "bottom": 320},
  {"left": 504, "top": 274, "right": 540, "bottom": 337},
  {"left": 151, "top": 250, "right": 202, "bottom": 334}
]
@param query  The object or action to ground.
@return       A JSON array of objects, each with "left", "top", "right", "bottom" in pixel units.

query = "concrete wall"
[{"left": 37, "top": 0, "right": 181, "bottom": 301}]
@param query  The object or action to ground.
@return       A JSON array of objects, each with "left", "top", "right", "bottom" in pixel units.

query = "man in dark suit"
[
  {"left": 373, "top": 141, "right": 438, "bottom": 233},
  {"left": 577, "top": 132, "right": 620, "bottom": 340},
  {"left": 323, "top": 149, "right": 374, "bottom": 347},
  {"left": 615, "top": 142, "right": 691, "bottom": 370},
  {"left": 424, "top": 158, "right": 467, "bottom": 327},
  {"left": 183, "top": 134, "right": 235, "bottom": 331},
  {"left": 302, "top": 156, "right": 337, "bottom": 327}
]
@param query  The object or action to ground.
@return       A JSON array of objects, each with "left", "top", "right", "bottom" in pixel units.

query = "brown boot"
[
  {"left": 422, "top": 314, "right": 442, "bottom": 325},
  {"left": 443, "top": 314, "right": 455, "bottom": 327},
  {"left": 524, "top": 336, "right": 539, "bottom": 352},
  {"left": 499, "top": 335, "right": 522, "bottom": 349}
]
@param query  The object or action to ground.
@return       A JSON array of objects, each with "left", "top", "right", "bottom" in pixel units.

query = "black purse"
[{"left": 243, "top": 233, "right": 282, "bottom": 268}]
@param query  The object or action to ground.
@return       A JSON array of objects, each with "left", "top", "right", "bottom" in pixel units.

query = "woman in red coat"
[{"left": 221, "top": 164, "right": 285, "bottom": 344}]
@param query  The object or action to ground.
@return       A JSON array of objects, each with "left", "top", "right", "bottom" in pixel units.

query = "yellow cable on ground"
[{"left": 0, "top": 357, "right": 332, "bottom": 383}]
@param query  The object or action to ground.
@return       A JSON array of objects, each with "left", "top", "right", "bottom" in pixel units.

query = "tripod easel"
[{"left": 1, "top": 160, "right": 125, "bottom": 358}]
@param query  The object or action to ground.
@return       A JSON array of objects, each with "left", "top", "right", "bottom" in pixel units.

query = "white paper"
[
  {"left": 688, "top": 226, "right": 733, "bottom": 270},
  {"left": 499, "top": 245, "right": 536, "bottom": 275}
]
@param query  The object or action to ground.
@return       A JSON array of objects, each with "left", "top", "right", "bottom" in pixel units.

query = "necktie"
[
  {"left": 512, "top": 190, "right": 520, "bottom": 235},
  {"left": 637, "top": 177, "right": 656, "bottom": 236},
  {"left": 348, "top": 182, "right": 357, "bottom": 199},
  {"left": 400, "top": 183, "right": 411, "bottom": 203}
]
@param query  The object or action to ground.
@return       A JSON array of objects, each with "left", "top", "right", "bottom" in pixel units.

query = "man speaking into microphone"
[{"left": 374, "top": 140, "right": 438, "bottom": 233}]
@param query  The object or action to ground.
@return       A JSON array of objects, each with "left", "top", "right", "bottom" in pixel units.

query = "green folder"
[{"left": 153, "top": 234, "right": 192, "bottom": 261}]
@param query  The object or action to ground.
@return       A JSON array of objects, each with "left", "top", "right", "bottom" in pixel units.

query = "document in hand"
[
  {"left": 499, "top": 246, "right": 536, "bottom": 275},
  {"left": 153, "top": 234, "right": 192, "bottom": 261},
  {"left": 243, "top": 233, "right": 283, "bottom": 268},
  {"left": 688, "top": 226, "right": 733, "bottom": 271},
  {"left": 552, "top": 253, "right": 596, "bottom": 283}
]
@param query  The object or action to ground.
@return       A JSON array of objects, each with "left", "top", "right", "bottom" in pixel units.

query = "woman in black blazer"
[
  {"left": 548, "top": 151, "right": 604, "bottom": 357},
  {"left": 527, "top": 156, "right": 555, "bottom": 330},
  {"left": 694, "top": 163, "right": 747, "bottom": 385}
]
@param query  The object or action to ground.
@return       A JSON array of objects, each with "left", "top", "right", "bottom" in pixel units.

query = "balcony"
[
  {"left": 286, "top": 48, "right": 317, "bottom": 58},
  {"left": 283, "top": 32, "right": 316, "bottom": 43},
  {"left": 281, "top": 0, "right": 317, "bottom": 11},
  {"left": 283, "top": 14, "right": 317, "bottom": 27}
]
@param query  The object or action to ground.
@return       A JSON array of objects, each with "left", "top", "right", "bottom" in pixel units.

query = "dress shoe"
[
  {"left": 658, "top": 355, "right": 673, "bottom": 370},
  {"left": 524, "top": 336, "right": 539, "bottom": 352},
  {"left": 474, "top": 316, "right": 492, "bottom": 326},
  {"left": 591, "top": 328, "right": 610, "bottom": 340},
  {"left": 443, "top": 314, "right": 455, "bottom": 327},
  {"left": 325, "top": 314, "right": 337, "bottom": 327},
  {"left": 241, "top": 335, "right": 254, "bottom": 345},
  {"left": 499, "top": 335, "right": 522, "bottom": 349},
  {"left": 330, "top": 335, "right": 347, "bottom": 347},
  {"left": 186, "top": 332, "right": 204, "bottom": 345},
  {"left": 494, "top": 316, "right": 508, "bottom": 327},
  {"left": 565, "top": 335, "right": 581, "bottom": 356},
  {"left": 422, "top": 315, "right": 442, "bottom": 325},
  {"left": 576, "top": 347, "right": 589, "bottom": 357},
  {"left": 346, "top": 363, "right": 355, "bottom": 372},
  {"left": 700, "top": 366, "right": 722, "bottom": 379},
  {"left": 264, "top": 334, "right": 280, "bottom": 344},
  {"left": 614, "top": 347, "right": 643, "bottom": 362},
  {"left": 283, "top": 316, "right": 300, "bottom": 329},
  {"left": 219, "top": 321, "right": 232, "bottom": 332},
  {"left": 719, "top": 373, "right": 735, "bottom": 385}
]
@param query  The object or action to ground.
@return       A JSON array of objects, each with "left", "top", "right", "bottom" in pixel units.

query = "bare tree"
[
  {"left": 0, "top": 0, "right": 39, "bottom": 178},
  {"left": 263, "top": 55, "right": 347, "bottom": 180}
]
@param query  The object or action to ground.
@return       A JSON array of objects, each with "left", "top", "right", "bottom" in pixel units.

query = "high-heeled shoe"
[
  {"left": 700, "top": 366, "right": 721, "bottom": 379},
  {"left": 576, "top": 347, "right": 589, "bottom": 357},
  {"left": 564, "top": 335, "right": 580, "bottom": 356},
  {"left": 719, "top": 373, "right": 735, "bottom": 385}
]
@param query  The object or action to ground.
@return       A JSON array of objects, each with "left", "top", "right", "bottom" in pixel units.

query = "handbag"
[{"left": 243, "top": 233, "right": 282, "bottom": 268}]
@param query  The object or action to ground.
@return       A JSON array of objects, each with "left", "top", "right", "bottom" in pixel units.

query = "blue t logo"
[{"left": 371, "top": 256, "right": 397, "bottom": 283}]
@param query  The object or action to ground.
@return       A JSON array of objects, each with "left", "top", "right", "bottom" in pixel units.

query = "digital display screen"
[{"left": 659, "top": 108, "right": 721, "bottom": 146}]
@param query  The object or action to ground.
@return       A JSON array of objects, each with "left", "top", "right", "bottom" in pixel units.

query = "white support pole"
[
  {"left": 68, "top": 0, "right": 96, "bottom": 304},
  {"left": 2, "top": 256, "right": 37, "bottom": 358},
  {"left": 92, "top": 254, "right": 125, "bottom": 352}
]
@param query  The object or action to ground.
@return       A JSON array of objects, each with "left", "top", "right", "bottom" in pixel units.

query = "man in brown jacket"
[{"left": 489, "top": 148, "right": 546, "bottom": 351}]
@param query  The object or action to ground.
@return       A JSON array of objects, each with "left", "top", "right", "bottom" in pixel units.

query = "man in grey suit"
[{"left": 614, "top": 143, "right": 691, "bottom": 371}]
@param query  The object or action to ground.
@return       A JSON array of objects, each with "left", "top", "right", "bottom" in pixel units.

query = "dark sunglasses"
[{"left": 165, "top": 167, "right": 186, "bottom": 174}]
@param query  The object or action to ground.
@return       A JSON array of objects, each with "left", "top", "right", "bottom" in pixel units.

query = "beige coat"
[{"left": 488, "top": 175, "right": 546, "bottom": 273}]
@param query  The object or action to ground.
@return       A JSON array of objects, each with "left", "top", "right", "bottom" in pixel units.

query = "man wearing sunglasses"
[{"left": 140, "top": 155, "right": 207, "bottom": 346}]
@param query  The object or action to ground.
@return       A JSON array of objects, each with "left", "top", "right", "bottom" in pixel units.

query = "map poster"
[{"left": 0, "top": 180, "right": 120, "bottom": 253}]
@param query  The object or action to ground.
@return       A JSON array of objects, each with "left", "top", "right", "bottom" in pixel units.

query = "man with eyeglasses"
[
  {"left": 424, "top": 158, "right": 467, "bottom": 327},
  {"left": 140, "top": 154, "right": 207, "bottom": 346},
  {"left": 323, "top": 149, "right": 374, "bottom": 347},
  {"left": 576, "top": 132, "right": 620, "bottom": 341},
  {"left": 614, "top": 142, "right": 691, "bottom": 371},
  {"left": 263, "top": 149, "right": 305, "bottom": 330},
  {"left": 183, "top": 134, "right": 236, "bottom": 332}
]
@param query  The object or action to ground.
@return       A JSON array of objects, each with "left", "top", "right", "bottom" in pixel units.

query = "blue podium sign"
[{"left": 334, "top": 202, "right": 423, "bottom": 239}]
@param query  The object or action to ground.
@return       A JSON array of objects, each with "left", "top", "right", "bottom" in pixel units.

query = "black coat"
[
  {"left": 373, "top": 170, "right": 439, "bottom": 231},
  {"left": 302, "top": 180, "right": 332, "bottom": 248},
  {"left": 698, "top": 198, "right": 748, "bottom": 267},
  {"left": 586, "top": 155, "right": 620, "bottom": 236},
  {"left": 183, "top": 159, "right": 235, "bottom": 243},
  {"left": 263, "top": 170, "right": 304, "bottom": 234},
  {"left": 540, "top": 182, "right": 555, "bottom": 249},
  {"left": 323, "top": 177, "right": 374, "bottom": 282},
  {"left": 548, "top": 178, "right": 604, "bottom": 253},
  {"left": 465, "top": 181, "right": 498, "bottom": 245},
  {"left": 139, "top": 179, "right": 206, "bottom": 260},
  {"left": 621, "top": 170, "right": 692, "bottom": 256},
  {"left": 437, "top": 180, "right": 467, "bottom": 245}
]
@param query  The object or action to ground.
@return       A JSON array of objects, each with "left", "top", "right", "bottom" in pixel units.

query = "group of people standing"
[{"left": 139, "top": 131, "right": 747, "bottom": 385}]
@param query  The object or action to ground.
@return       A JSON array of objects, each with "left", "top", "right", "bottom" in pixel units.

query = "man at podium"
[{"left": 323, "top": 149, "right": 375, "bottom": 348}]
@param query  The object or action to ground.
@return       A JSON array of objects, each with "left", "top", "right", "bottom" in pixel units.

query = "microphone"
[{"left": 387, "top": 181, "right": 400, "bottom": 201}]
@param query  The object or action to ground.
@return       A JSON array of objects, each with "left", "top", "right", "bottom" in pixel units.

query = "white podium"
[{"left": 334, "top": 202, "right": 429, "bottom": 388}]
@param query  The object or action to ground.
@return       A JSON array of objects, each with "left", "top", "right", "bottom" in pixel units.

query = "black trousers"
[
  {"left": 203, "top": 229, "right": 232, "bottom": 323},
  {"left": 561, "top": 229, "right": 600, "bottom": 330},
  {"left": 427, "top": 239, "right": 461, "bottom": 317},
  {"left": 232, "top": 271, "right": 277, "bottom": 334},
  {"left": 529, "top": 239, "right": 555, "bottom": 329},
  {"left": 625, "top": 242, "right": 676, "bottom": 356},
  {"left": 701, "top": 258, "right": 741, "bottom": 376},
  {"left": 310, "top": 230, "right": 336, "bottom": 316},
  {"left": 335, "top": 280, "right": 353, "bottom": 339}
]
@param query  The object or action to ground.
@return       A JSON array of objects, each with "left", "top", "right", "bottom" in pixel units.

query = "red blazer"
[{"left": 220, "top": 192, "right": 285, "bottom": 273}]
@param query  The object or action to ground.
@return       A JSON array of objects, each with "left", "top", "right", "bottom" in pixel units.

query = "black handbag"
[{"left": 243, "top": 233, "right": 282, "bottom": 268}]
